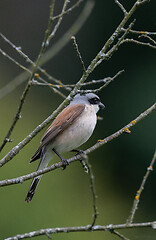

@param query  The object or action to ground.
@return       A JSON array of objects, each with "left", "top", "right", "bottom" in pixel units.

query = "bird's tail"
[
  {"left": 25, "top": 177, "right": 41, "bottom": 203},
  {"left": 25, "top": 146, "right": 53, "bottom": 203}
]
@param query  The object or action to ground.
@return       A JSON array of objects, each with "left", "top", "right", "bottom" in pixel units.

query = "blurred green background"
[{"left": 0, "top": 0, "right": 156, "bottom": 239}]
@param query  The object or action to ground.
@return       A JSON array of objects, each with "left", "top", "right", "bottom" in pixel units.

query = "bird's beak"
[{"left": 99, "top": 102, "right": 105, "bottom": 109}]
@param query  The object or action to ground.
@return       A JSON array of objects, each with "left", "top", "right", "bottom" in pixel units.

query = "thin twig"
[
  {"left": 47, "top": 72, "right": 123, "bottom": 88},
  {"left": 71, "top": 36, "right": 86, "bottom": 72},
  {"left": 122, "top": 28, "right": 156, "bottom": 36},
  {"left": 138, "top": 34, "right": 156, "bottom": 45},
  {"left": 127, "top": 150, "right": 156, "bottom": 224},
  {"left": 0, "top": 48, "right": 30, "bottom": 73},
  {"left": 36, "top": 0, "right": 55, "bottom": 60},
  {"left": 0, "top": 81, "right": 30, "bottom": 152},
  {"left": 79, "top": 156, "right": 98, "bottom": 227},
  {"left": 33, "top": 69, "right": 123, "bottom": 90},
  {"left": 85, "top": 159, "right": 98, "bottom": 227},
  {"left": 65, "top": 78, "right": 111, "bottom": 87},
  {"left": 5, "top": 221, "right": 156, "bottom": 240},
  {"left": 0, "top": 101, "right": 155, "bottom": 186},
  {"left": 111, "top": 229, "right": 130, "bottom": 240},
  {"left": 78, "top": 70, "right": 124, "bottom": 94},
  {"left": 30, "top": 80, "right": 66, "bottom": 99},
  {"left": 120, "top": 38, "right": 156, "bottom": 50},
  {"left": 52, "top": 0, "right": 84, "bottom": 20},
  {"left": 47, "top": 0, "right": 69, "bottom": 43},
  {"left": 115, "top": 0, "right": 128, "bottom": 15}
]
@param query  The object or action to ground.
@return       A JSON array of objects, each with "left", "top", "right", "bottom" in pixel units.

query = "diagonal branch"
[
  {"left": 0, "top": 101, "right": 155, "bottom": 186},
  {"left": 111, "top": 229, "right": 130, "bottom": 240},
  {"left": 71, "top": 36, "right": 86, "bottom": 72},
  {"left": 127, "top": 150, "right": 156, "bottom": 224}
]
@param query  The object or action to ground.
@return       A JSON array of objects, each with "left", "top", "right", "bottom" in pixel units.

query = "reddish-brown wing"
[{"left": 30, "top": 104, "right": 85, "bottom": 162}]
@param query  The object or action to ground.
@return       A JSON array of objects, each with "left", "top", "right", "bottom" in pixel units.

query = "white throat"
[{"left": 93, "top": 104, "right": 99, "bottom": 113}]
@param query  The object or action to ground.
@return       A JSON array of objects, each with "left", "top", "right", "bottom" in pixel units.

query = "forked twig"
[
  {"left": 78, "top": 70, "right": 124, "bottom": 94},
  {"left": 52, "top": 0, "right": 84, "bottom": 20}
]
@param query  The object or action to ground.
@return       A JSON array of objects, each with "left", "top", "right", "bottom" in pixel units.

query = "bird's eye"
[{"left": 89, "top": 97, "right": 100, "bottom": 105}]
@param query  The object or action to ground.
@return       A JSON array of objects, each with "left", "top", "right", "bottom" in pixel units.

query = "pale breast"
[{"left": 51, "top": 105, "right": 97, "bottom": 153}]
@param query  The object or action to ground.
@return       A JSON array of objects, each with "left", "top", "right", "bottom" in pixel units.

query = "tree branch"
[
  {"left": 115, "top": 0, "right": 128, "bottom": 16},
  {"left": 86, "top": 159, "right": 98, "bottom": 227},
  {"left": 71, "top": 36, "right": 86, "bottom": 72},
  {"left": 5, "top": 221, "right": 156, "bottom": 240},
  {"left": 0, "top": 101, "right": 155, "bottom": 186},
  {"left": 120, "top": 38, "right": 156, "bottom": 50},
  {"left": 127, "top": 150, "right": 156, "bottom": 224},
  {"left": 121, "top": 28, "right": 156, "bottom": 36},
  {"left": 52, "top": 0, "right": 84, "bottom": 20},
  {"left": 78, "top": 70, "right": 124, "bottom": 94},
  {"left": 47, "top": 0, "right": 69, "bottom": 43},
  {"left": 111, "top": 229, "right": 130, "bottom": 240}
]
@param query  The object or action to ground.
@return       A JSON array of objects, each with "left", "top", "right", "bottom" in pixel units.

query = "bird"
[{"left": 25, "top": 93, "right": 105, "bottom": 203}]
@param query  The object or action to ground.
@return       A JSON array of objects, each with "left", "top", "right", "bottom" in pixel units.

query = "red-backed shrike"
[{"left": 25, "top": 93, "right": 105, "bottom": 202}]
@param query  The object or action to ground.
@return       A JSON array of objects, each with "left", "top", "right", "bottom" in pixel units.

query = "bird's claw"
[{"left": 61, "top": 158, "right": 69, "bottom": 170}]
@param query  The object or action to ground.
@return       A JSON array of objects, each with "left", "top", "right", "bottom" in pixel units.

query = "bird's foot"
[
  {"left": 53, "top": 148, "right": 69, "bottom": 170},
  {"left": 61, "top": 158, "right": 69, "bottom": 170}
]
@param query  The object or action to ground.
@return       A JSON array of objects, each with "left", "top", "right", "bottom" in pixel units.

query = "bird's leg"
[
  {"left": 52, "top": 148, "right": 69, "bottom": 170},
  {"left": 71, "top": 149, "right": 86, "bottom": 156}
]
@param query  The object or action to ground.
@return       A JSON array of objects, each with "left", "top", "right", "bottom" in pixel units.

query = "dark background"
[{"left": 0, "top": 0, "right": 156, "bottom": 239}]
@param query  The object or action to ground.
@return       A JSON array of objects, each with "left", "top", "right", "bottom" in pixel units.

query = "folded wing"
[{"left": 30, "top": 104, "right": 85, "bottom": 162}]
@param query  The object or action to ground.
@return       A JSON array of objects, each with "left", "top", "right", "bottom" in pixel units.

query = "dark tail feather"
[
  {"left": 25, "top": 146, "right": 47, "bottom": 203},
  {"left": 25, "top": 177, "right": 40, "bottom": 203}
]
